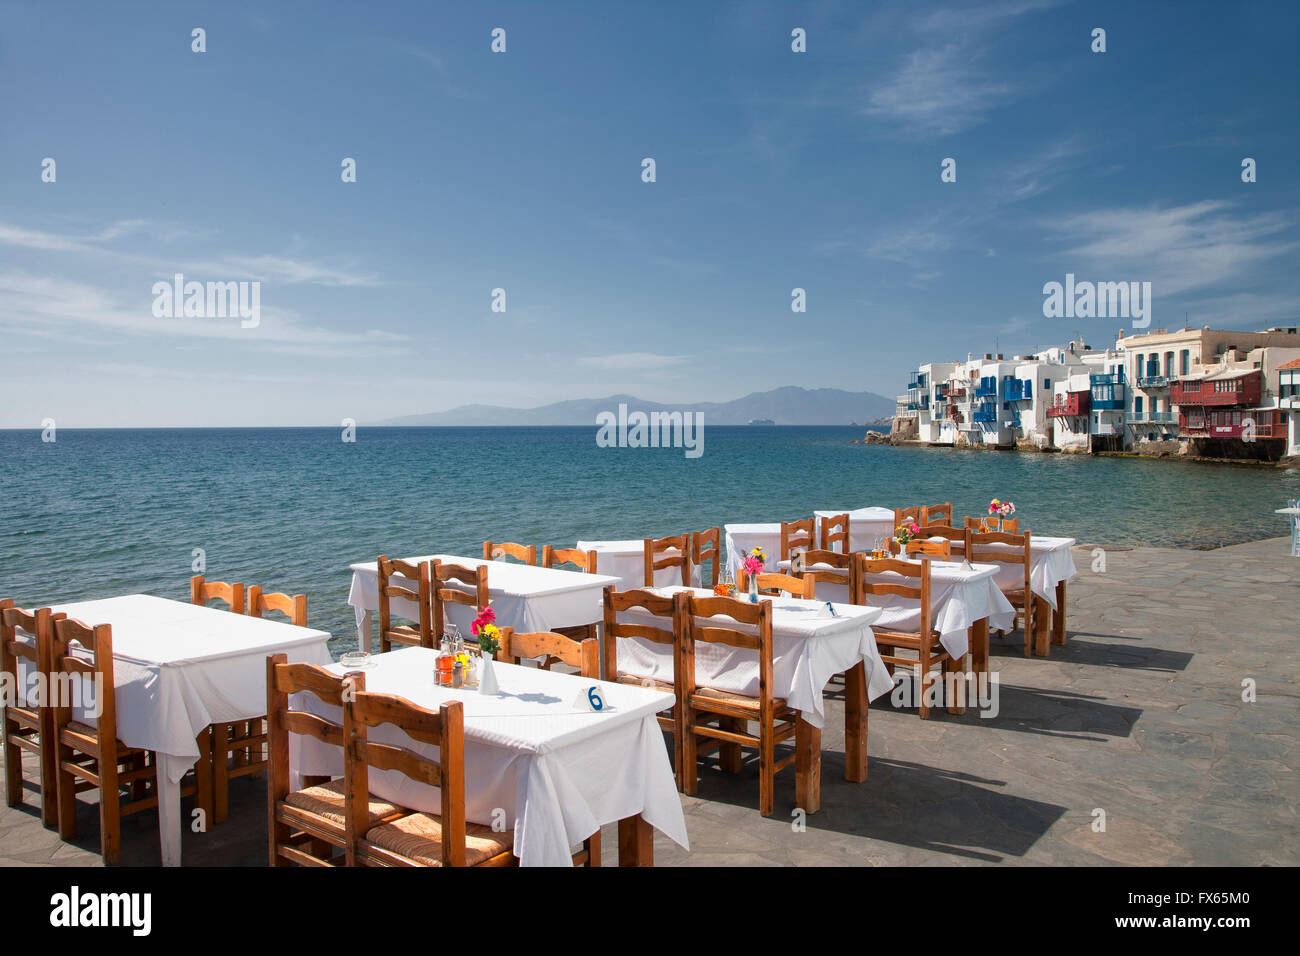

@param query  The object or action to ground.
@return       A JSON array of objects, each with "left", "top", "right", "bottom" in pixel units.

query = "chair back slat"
[
  {"left": 282, "top": 711, "right": 346, "bottom": 747},
  {"left": 498, "top": 628, "right": 598, "bottom": 677},
  {"left": 355, "top": 739, "right": 442, "bottom": 787},
  {"left": 643, "top": 534, "right": 690, "bottom": 586},
  {"left": 888, "top": 538, "right": 952, "bottom": 560},
  {"left": 191, "top": 576, "right": 245, "bottom": 613},
  {"left": 741, "top": 571, "right": 813, "bottom": 599},
  {"left": 965, "top": 516, "right": 1020, "bottom": 534},
  {"left": 691, "top": 527, "right": 721, "bottom": 587},
  {"left": 542, "top": 547, "right": 597, "bottom": 574},
  {"left": 483, "top": 541, "right": 537, "bottom": 566}
]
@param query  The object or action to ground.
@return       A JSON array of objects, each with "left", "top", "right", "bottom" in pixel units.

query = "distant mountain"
[{"left": 380, "top": 386, "right": 895, "bottom": 426}]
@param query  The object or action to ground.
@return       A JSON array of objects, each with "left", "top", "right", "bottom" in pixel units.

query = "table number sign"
[{"left": 574, "top": 686, "right": 612, "bottom": 712}]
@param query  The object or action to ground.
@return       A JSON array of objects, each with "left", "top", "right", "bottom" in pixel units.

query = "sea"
[{"left": 2, "top": 426, "right": 1297, "bottom": 654}]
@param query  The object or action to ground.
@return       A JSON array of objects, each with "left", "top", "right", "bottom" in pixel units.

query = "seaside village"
[{"left": 888, "top": 324, "right": 1300, "bottom": 462}]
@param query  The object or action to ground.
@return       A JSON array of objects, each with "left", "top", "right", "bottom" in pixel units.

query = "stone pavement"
[{"left": 3, "top": 537, "right": 1296, "bottom": 866}]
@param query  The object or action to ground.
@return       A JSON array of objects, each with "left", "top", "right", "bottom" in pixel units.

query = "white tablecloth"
[
  {"left": 347, "top": 554, "right": 622, "bottom": 646},
  {"left": 613, "top": 586, "right": 891, "bottom": 728},
  {"left": 23, "top": 594, "right": 331, "bottom": 866},
  {"left": 575, "top": 540, "right": 702, "bottom": 590},
  {"left": 813, "top": 507, "right": 897, "bottom": 553},
  {"left": 778, "top": 559, "right": 1016, "bottom": 660},
  {"left": 289, "top": 647, "right": 687, "bottom": 867},
  {"left": 974, "top": 535, "right": 1077, "bottom": 609}
]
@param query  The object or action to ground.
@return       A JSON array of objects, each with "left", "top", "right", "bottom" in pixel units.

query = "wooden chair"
[
  {"left": 853, "top": 556, "right": 957, "bottom": 720},
  {"left": 692, "top": 527, "right": 722, "bottom": 588},
  {"left": 51, "top": 618, "right": 210, "bottom": 864},
  {"left": 266, "top": 655, "right": 407, "bottom": 866},
  {"left": 482, "top": 541, "right": 536, "bottom": 566},
  {"left": 739, "top": 570, "right": 814, "bottom": 599},
  {"left": 818, "top": 513, "right": 850, "bottom": 553},
  {"left": 209, "top": 586, "right": 308, "bottom": 824},
  {"left": 345, "top": 692, "right": 514, "bottom": 867},
  {"left": 190, "top": 576, "right": 245, "bottom": 613},
  {"left": 680, "top": 593, "right": 811, "bottom": 817},
  {"left": 893, "top": 506, "right": 922, "bottom": 529},
  {"left": 791, "top": 549, "right": 853, "bottom": 598},
  {"left": 921, "top": 502, "right": 953, "bottom": 526},
  {"left": 377, "top": 557, "right": 433, "bottom": 652},
  {"left": 965, "top": 516, "right": 1019, "bottom": 534},
  {"left": 431, "top": 561, "right": 490, "bottom": 642},
  {"left": 603, "top": 587, "right": 688, "bottom": 786},
  {"left": 643, "top": 534, "right": 691, "bottom": 587},
  {"left": 779, "top": 518, "right": 815, "bottom": 561},
  {"left": 887, "top": 537, "right": 953, "bottom": 561},
  {"left": 968, "top": 530, "right": 1034, "bottom": 655},
  {"left": 1, "top": 602, "right": 59, "bottom": 825}
]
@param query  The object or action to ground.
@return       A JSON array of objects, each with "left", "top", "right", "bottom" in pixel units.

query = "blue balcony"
[
  {"left": 1091, "top": 371, "right": 1126, "bottom": 411},
  {"left": 974, "top": 378, "right": 998, "bottom": 399},
  {"left": 972, "top": 403, "right": 998, "bottom": 424},
  {"left": 1004, "top": 379, "right": 1032, "bottom": 401}
]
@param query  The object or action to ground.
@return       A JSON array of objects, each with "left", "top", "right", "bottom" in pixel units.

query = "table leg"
[
  {"left": 1033, "top": 595, "right": 1052, "bottom": 657},
  {"left": 843, "top": 662, "right": 868, "bottom": 783},
  {"left": 357, "top": 610, "right": 372, "bottom": 654},
  {"left": 944, "top": 654, "right": 968, "bottom": 715},
  {"left": 617, "top": 814, "right": 654, "bottom": 867},
  {"left": 1052, "top": 582, "right": 1067, "bottom": 646},
  {"left": 795, "top": 718, "right": 821, "bottom": 813},
  {"left": 969, "top": 618, "right": 989, "bottom": 681},
  {"left": 157, "top": 754, "right": 190, "bottom": 867}
]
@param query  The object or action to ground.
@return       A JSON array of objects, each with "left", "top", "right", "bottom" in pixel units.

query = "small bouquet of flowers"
[
  {"left": 472, "top": 606, "right": 502, "bottom": 655},
  {"left": 742, "top": 546, "right": 767, "bottom": 578},
  {"left": 988, "top": 498, "right": 1016, "bottom": 531},
  {"left": 895, "top": 522, "right": 921, "bottom": 545}
]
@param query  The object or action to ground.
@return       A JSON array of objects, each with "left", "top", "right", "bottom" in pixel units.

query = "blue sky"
[{"left": 1, "top": 0, "right": 1297, "bottom": 426}]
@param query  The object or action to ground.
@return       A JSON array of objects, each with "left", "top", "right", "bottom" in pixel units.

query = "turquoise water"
[{"left": 2, "top": 426, "right": 1297, "bottom": 652}]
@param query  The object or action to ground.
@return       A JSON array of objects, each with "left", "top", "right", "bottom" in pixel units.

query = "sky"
[{"left": 1, "top": 0, "right": 1297, "bottom": 426}]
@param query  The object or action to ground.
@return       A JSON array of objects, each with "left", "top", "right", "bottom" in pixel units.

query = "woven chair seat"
[
  {"left": 364, "top": 811, "right": 513, "bottom": 866},
  {"left": 284, "top": 780, "right": 403, "bottom": 826},
  {"left": 691, "top": 685, "right": 788, "bottom": 711}
]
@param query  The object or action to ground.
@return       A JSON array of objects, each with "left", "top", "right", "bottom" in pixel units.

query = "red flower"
[{"left": 472, "top": 606, "right": 495, "bottom": 635}]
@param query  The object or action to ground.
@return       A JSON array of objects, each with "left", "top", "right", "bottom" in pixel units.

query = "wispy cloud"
[
  {"left": 1046, "top": 200, "right": 1298, "bottom": 296},
  {"left": 0, "top": 219, "right": 383, "bottom": 288},
  {"left": 865, "top": 0, "right": 1062, "bottom": 137}
]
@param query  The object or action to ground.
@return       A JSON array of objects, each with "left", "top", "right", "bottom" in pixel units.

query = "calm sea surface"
[{"left": 2, "top": 426, "right": 1297, "bottom": 654}]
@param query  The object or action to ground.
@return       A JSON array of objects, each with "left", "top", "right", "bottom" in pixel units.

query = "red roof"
[{"left": 1279, "top": 358, "right": 1300, "bottom": 369}]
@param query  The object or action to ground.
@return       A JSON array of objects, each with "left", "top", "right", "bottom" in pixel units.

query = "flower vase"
[
  {"left": 748, "top": 573, "right": 759, "bottom": 604},
  {"left": 478, "top": 650, "right": 500, "bottom": 695}
]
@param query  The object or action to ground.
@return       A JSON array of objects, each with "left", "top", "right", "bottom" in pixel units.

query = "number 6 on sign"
[{"left": 575, "top": 686, "right": 607, "bottom": 712}]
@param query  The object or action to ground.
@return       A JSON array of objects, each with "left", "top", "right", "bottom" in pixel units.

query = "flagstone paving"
[{"left": 3, "top": 537, "right": 1296, "bottom": 866}]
